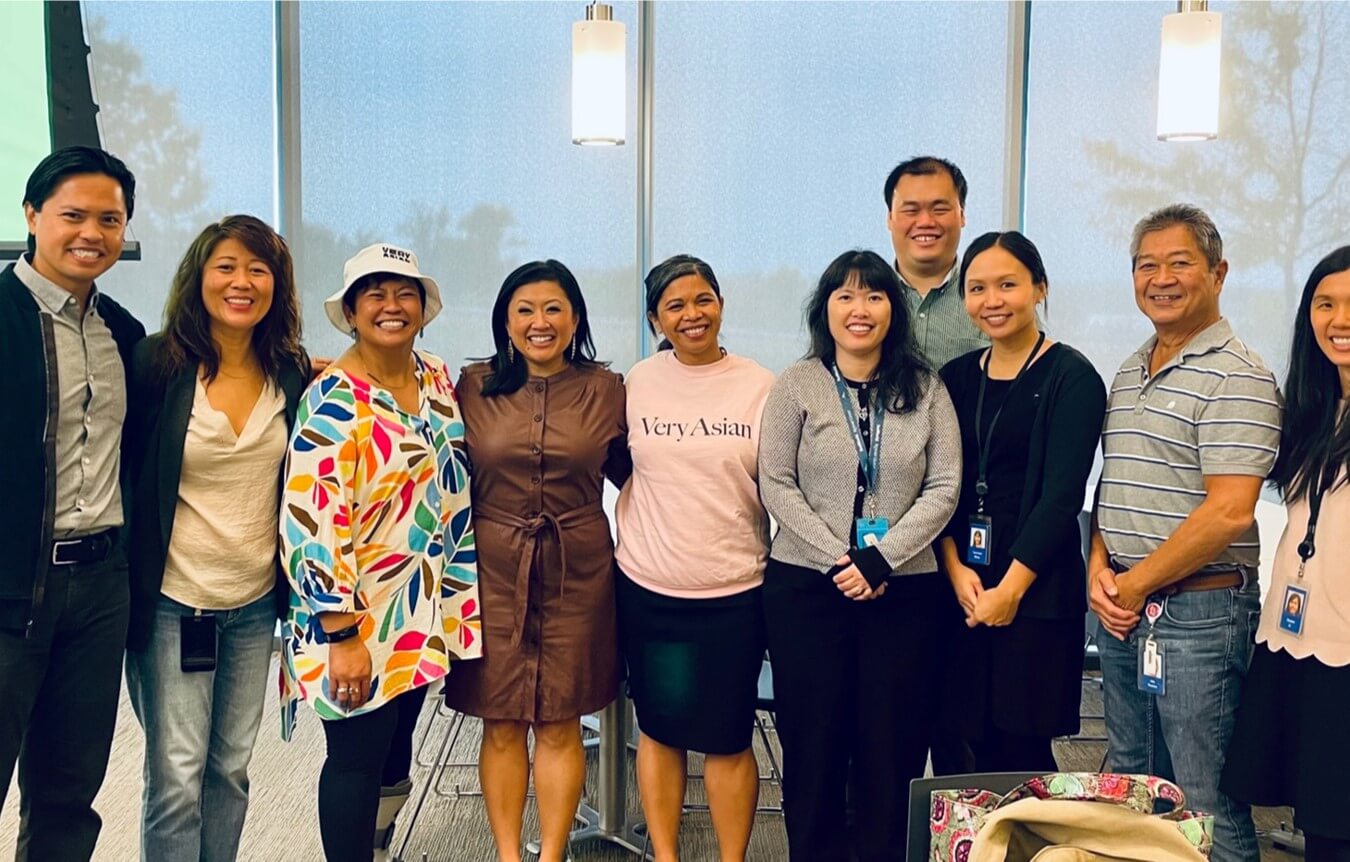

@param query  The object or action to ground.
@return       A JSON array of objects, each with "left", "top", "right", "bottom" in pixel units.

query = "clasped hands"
[
  {"left": 832, "top": 553, "right": 887, "bottom": 601},
  {"left": 1088, "top": 566, "right": 1145, "bottom": 639},
  {"left": 948, "top": 564, "right": 1023, "bottom": 628}
]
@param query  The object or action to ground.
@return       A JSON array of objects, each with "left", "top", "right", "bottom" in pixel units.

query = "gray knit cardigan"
[{"left": 758, "top": 359, "right": 962, "bottom": 576}]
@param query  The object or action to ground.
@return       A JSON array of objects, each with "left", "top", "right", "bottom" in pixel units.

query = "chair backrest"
[{"left": 906, "top": 771, "right": 1041, "bottom": 861}]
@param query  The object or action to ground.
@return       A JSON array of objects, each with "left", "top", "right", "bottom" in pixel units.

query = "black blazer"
[
  {"left": 0, "top": 263, "right": 144, "bottom": 630},
  {"left": 124, "top": 333, "right": 307, "bottom": 651}
]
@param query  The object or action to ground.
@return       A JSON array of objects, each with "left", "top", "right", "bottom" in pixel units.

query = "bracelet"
[{"left": 319, "top": 622, "right": 361, "bottom": 644}]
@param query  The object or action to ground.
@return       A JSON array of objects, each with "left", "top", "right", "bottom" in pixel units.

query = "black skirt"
[
  {"left": 616, "top": 568, "right": 765, "bottom": 755},
  {"left": 943, "top": 613, "right": 1084, "bottom": 740},
  {"left": 1221, "top": 643, "right": 1350, "bottom": 838}
]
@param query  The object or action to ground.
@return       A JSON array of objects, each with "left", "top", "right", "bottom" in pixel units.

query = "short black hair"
[
  {"left": 23, "top": 146, "right": 136, "bottom": 255},
  {"left": 481, "top": 259, "right": 603, "bottom": 396},
  {"left": 959, "top": 231, "right": 1048, "bottom": 297},
  {"left": 883, "top": 155, "right": 967, "bottom": 211}
]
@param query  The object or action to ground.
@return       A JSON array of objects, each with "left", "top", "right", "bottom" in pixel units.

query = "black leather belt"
[{"left": 50, "top": 529, "right": 116, "bottom": 566}]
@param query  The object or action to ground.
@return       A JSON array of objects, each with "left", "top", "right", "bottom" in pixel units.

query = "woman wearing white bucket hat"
[{"left": 279, "top": 243, "right": 480, "bottom": 861}]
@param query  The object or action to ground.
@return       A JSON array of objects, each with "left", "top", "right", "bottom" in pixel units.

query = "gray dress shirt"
[
  {"left": 898, "top": 261, "right": 989, "bottom": 371},
  {"left": 15, "top": 256, "right": 126, "bottom": 537}
]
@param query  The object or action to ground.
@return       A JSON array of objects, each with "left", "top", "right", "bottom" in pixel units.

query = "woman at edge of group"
[
  {"left": 758, "top": 249, "right": 962, "bottom": 862},
  {"left": 279, "top": 243, "right": 481, "bottom": 861},
  {"left": 443, "top": 259, "right": 628, "bottom": 862},
  {"left": 1222, "top": 246, "right": 1350, "bottom": 862},
  {"left": 615, "top": 255, "right": 776, "bottom": 862},
  {"left": 124, "top": 215, "right": 307, "bottom": 861},
  {"left": 937, "top": 230, "right": 1107, "bottom": 773}
]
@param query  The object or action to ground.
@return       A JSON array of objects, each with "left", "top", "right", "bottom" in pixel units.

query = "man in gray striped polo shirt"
[{"left": 1089, "top": 204, "right": 1278, "bottom": 862}]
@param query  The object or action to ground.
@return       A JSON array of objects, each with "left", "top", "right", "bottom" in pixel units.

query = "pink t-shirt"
[{"left": 615, "top": 350, "right": 776, "bottom": 598}]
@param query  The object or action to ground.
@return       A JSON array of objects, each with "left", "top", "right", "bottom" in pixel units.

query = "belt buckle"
[{"left": 51, "top": 538, "right": 81, "bottom": 565}]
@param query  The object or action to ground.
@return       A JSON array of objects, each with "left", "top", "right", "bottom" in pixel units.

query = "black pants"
[
  {"left": 1308, "top": 834, "right": 1350, "bottom": 862},
  {"left": 318, "top": 685, "right": 428, "bottom": 861},
  {"left": 970, "top": 727, "right": 1058, "bottom": 774},
  {"left": 764, "top": 560, "right": 949, "bottom": 862},
  {"left": 0, "top": 552, "right": 130, "bottom": 862}
]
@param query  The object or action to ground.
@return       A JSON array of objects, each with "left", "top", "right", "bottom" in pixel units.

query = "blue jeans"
[
  {"left": 125, "top": 592, "right": 276, "bottom": 862},
  {"left": 1098, "top": 579, "right": 1261, "bottom": 862}
]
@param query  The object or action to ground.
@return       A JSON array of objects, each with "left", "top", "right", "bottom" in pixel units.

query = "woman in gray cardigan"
[{"left": 759, "top": 249, "right": 961, "bottom": 862}]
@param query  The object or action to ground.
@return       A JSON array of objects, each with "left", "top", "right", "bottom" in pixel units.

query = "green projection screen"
[{"left": 0, "top": 1, "right": 50, "bottom": 241}]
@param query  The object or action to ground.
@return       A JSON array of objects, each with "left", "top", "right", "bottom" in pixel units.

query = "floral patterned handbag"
[{"left": 928, "top": 773, "right": 1215, "bottom": 862}]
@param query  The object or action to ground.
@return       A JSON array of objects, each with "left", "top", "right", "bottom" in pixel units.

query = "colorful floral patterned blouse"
[{"left": 278, "top": 350, "right": 480, "bottom": 738}]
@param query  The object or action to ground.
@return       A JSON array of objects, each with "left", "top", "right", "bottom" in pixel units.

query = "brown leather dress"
[{"left": 443, "top": 362, "right": 629, "bottom": 722}]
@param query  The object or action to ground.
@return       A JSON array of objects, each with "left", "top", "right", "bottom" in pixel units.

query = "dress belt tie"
[{"left": 474, "top": 500, "right": 606, "bottom": 647}]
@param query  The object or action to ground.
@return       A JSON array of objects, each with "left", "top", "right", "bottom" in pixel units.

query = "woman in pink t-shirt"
[{"left": 615, "top": 254, "right": 776, "bottom": 862}]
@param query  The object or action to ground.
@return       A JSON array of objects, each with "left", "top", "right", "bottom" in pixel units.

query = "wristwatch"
[{"left": 318, "top": 622, "right": 361, "bottom": 644}]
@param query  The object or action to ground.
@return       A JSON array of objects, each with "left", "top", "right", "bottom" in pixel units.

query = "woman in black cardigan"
[
  {"left": 938, "top": 231, "right": 1106, "bottom": 772},
  {"left": 123, "top": 215, "right": 307, "bottom": 861}
]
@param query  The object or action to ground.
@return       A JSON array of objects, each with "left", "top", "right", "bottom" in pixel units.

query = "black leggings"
[{"left": 318, "top": 686, "right": 428, "bottom": 862}]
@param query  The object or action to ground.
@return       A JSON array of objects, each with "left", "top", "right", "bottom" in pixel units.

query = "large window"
[
  {"left": 84, "top": 0, "right": 277, "bottom": 329},
  {"left": 295, "top": 1, "right": 639, "bottom": 373},
  {"left": 1025, "top": 0, "right": 1350, "bottom": 381},
  {"left": 653, "top": 1, "right": 1011, "bottom": 371}
]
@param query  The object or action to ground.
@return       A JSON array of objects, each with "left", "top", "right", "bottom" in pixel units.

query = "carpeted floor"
[{"left": 1, "top": 666, "right": 1302, "bottom": 860}]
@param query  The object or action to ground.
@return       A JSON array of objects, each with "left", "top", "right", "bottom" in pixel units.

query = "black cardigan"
[
  {"left": 939, "top": 343, "right": 1107, "bottom": 620},
  {"left": 123, "top": 333, "right": 307, "bottom": 651},
  {"left": 0, "top": 264, "right": 144, "bottom": 632}
]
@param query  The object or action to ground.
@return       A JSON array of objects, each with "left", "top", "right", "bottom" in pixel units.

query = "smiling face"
[
  {"left": 1132, "top": 224, "right": 1227, "bottom": 336},
  {"left": 649, "top": 273, "right": 724, "bottom": 365},
  {"left": 24, "top": 173, "right": 127, "bottom": 293},
  {"left": 1310, "top": 269, "right": 1350, "bottom": 394},
  {"left": 887, "top": 171, "right": 965, "bottom": 277},
  {"left": 201, "top": 237, "right": 274, "bottom": 339},
  {"left": 344, "top": 276, "right": 423, "bottom": 351},
  {"left": 827, "top": 272, "right": 892, "bottom": 362},
  {"left": 963, "top": 245, "right": 1045, "bottom": 343},
  {"left": 507, "top": 280, "right": 579, "bottom": 376}
]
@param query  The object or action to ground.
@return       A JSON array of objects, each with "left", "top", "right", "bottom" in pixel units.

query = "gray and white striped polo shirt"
[{"left": 1097, "top": 318, "right": 1281, "bottom": 571}]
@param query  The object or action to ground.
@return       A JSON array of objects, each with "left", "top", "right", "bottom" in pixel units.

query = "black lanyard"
[
  {"left": 830, "top": 364, "right": 885, "bottom": 495},
  {"left": 973, "top": 331, "right": 1046, "bottom": 509},
  {"left": 1297, "top": 462, "right": 1340, "bottom": 564}
]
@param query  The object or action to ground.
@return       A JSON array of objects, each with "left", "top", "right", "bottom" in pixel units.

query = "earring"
[
  {"left": 569, "top": 337, "right": 577, "bottom": 361},
  {"left": 506, "top": 340, "right": 515, "bottom": 364}
]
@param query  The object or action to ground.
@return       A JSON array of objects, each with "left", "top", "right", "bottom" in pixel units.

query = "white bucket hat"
[{"left": 324, "top": 243, "right": 444, "bottom": 336}]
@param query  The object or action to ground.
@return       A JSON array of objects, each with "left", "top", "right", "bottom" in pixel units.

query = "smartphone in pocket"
[{"left": 180, "top": 613, "right": 217, "bottom": 673}]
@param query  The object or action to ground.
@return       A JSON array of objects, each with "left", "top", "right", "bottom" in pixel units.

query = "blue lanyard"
[{"left": 830, "top": 364, "right": 885, "bottom": 494}]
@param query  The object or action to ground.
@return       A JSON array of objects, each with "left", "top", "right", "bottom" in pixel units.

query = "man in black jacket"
[{"left": 0, "top": 147, "right": 144, "bottom": 860}]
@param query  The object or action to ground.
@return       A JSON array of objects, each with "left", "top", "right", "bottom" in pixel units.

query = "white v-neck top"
[{"left": 161, "top": 377, "right": 288, "bottom": 609}]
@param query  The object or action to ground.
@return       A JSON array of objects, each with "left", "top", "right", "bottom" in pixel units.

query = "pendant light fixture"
[
  {"left": 572, "top": 2, "right": 626, "bottom": 146},
  {"left": 1156, "top": 0, "right": 1222, "bottom": 141}
]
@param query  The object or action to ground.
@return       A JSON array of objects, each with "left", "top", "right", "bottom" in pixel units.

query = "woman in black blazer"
[
  {"left": 124, "top": 215, "right": 307, "bottom": 861},
  {"left": 938, "top": 231, "right": 1107, "bottom": 773}
]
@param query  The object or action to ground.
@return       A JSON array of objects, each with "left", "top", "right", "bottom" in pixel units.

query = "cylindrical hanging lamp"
[
  {"left": 1156, "top": 0, "right": 1222, "bottom": 141},
  {"left": 572, "top": 2, "right": 626, "bottom": 146}
]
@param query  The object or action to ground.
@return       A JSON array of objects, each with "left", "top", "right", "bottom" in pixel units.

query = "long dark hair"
[
  {"left": 481, "top": 259, "right": 602, "bottom": 396},
  {"left": 644, "top": 254, "right": 723, "bottom": 351},
  {"left": 1269, "top": 245, "right": 1350, "bottom": 501},
  {"left": 804, "top": 249, "right": 931, "bottom": 414},
  {"left": 158, "top": 215, "right": 304, "bottom": 385}
]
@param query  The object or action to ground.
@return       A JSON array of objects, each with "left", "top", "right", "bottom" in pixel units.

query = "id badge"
[
  {"left": 855, "top": 517, "right": 890, "bottom": 548},
  {"left": 180, "top": 613, "right": 217, "bottom": 673},
  {"left": 1137, "top": 637, "right": 1165, "bottom": 695},
  {"left": 1279, "top": 584, "right": 1309, "bottom": 637},
  {"left": 966, "top": 515, "right": 992, "bottom": 566}
]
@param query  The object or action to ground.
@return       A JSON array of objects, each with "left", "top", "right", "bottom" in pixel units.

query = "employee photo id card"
[
  {"left": 1279, "top": 583, "right": 1309, "bottom": 637},
  {"left": 1137, "top": 638, "right": 1165, "bottom": 695},
  {"left": 966, "top": 515, "right": 991, "bottom": 566},
  {"left": 855, "top": 517, "right": 889, "bottom": 548}
]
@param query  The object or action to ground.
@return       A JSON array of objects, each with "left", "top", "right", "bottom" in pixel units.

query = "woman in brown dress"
[{"left": 445, "top": 259, "right": 628, "bottom": 862}]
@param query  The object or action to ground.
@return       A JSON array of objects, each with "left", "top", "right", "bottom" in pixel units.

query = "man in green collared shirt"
[{"left": 884, "top": 156, "right": 988, "bottom": 370}]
